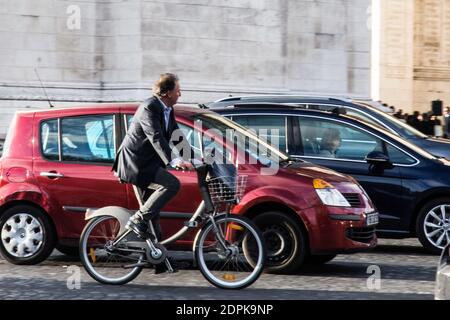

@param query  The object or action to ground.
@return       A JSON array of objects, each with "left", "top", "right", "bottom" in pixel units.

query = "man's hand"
[
  {"left": 177, "top": 160, "right": 194, "bottom": 171},
  {"left": 170, "top": 157, "right": 194, "bottom": 171}
]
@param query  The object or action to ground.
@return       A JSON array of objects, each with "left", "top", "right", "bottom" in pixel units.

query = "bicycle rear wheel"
[
  {"left": 195, "top": 215, "right": 266, "bottom": 289},
  {"left": 80, "top": 215, "right": 144, "bottom": 285}
]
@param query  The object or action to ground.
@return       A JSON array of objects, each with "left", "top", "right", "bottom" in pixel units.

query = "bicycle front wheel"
[
  {"left": 80, "top": 215, "right": 144, "bottom": 285},
  {"left": 195, "top": 215, "right": 266, "bottom": 289}
]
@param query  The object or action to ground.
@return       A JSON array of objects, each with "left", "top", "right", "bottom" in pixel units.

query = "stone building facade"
[
  {"left": 0, "top": 0, "right": 371, "bottom": 138},
  {"left": 377, "top": 0, "right": 450, "bottom": 114}
]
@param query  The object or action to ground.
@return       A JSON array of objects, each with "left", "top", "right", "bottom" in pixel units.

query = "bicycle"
[{"left": 79, "top": 162, "right": 266, "bottom": 289}]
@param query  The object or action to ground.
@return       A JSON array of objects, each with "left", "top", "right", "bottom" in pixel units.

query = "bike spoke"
[
  {"left": 196, "top": 216, "right": 265, "bottom": 289},
  {"left": 80, "top": 216, "right": 144, "bottom": 284}
]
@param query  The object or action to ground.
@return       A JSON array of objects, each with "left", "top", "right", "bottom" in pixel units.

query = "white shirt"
[
  {"left": 156, "top": 96, "right": 172, "bottom": 132},
  {"left": 155, "top": 96, "right": 183, "bottom": 168}
]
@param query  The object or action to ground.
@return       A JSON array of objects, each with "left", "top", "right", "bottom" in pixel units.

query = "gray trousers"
[{"left": 140, "top": 167, "right": 181, "bottom": 241}]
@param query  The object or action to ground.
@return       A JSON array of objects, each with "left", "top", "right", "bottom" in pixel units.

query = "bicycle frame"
[
  {"left": 84, "top": 164, "right": 232, "bottom": 251},
  {"left": 81, "top": 163, "right": 265, "bottom": 289}
]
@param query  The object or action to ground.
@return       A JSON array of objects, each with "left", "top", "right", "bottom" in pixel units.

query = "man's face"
[{"left": 167, "top": 81, "right": 181, "bottom": 106}]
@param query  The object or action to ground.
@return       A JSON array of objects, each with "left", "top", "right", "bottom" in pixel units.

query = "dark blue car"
[
  {"left": 211, "top": 103, "right": 450, "bottom": 254},
  {"left": 206, "top": 96, "right": 450, "bottom": 159}
]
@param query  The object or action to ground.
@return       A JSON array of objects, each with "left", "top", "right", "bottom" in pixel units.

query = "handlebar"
[
  {"left": 174, "top": 159, "right": 208, "bottom": 172},
  {"left": 173, "top": 160, "right": 240, "bottom": 214}
]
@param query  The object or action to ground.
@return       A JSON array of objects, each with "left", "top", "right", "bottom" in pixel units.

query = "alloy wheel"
[{"left": 423, "top": 204, "right": 450, "bottom": 250}]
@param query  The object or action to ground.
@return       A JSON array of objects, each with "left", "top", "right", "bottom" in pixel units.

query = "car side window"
[
  {"left": 40, "top": 119, "right": 59, "bottom": 160},
  {"left": 177, "top": 123, "right": 203, "bottom": 159},
  {"left": 126, "top": 114, "right": 133, "bottom": 130},
  {"left": 298, "top": 117, "right": 385, "bottom": 161},
  {"left": 178, "top": 122, "right": 235, "bottom": 164},
  {"left": 61, "top": 115, "right": 115, "bottom": 163},
  {"left": 386, "top": 144, "right": 416, "bottom": 165},
  {"left": 231, "top": 115, "right": 288, "bottom": 153},
  {"left": 305, "top": 104, "right": 385, "bottom": 128}
]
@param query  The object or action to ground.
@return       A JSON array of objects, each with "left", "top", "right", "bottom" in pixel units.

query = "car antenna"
[{"left": 34, "top": 68, "right": 54, "bottom": 108}]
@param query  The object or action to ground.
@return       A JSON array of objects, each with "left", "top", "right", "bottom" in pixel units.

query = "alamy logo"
[
  {"left": 66, "top": 265, "right": 81, "bottom": 290},
  {"left": 366, "top": 265, "right": 381, "bottom": 290},
  {"left": 66, "top": 5, "right": 81, "bottom": 30}
]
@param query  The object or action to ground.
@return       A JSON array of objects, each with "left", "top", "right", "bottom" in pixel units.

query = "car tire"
[
  {"left": 305, "top": 254, "right": 337, "bottom": 265},
  {"left": 56, "top": 245, "right": 79, "bottom": 257},
  {"left": 416, "top": 197, "right": 450, "bottom": 254},
  {"left": 252, "top": 211, "right": 307, "bottom": 274},
  {"left": 0, "top": 205, "right": 55, "bottom": 265}
]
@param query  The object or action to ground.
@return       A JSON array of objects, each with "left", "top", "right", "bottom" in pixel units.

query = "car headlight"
[{"left": 313, "top": 179, "right": 350, "bottom": 207}]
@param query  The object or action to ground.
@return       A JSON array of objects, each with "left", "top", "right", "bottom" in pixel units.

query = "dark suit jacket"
[{"left": 112, "top": 96, "right": 183, "bottom": 188}]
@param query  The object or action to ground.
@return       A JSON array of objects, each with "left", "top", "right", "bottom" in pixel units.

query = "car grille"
[
  {"left": 346, "top": 227, "right": 376, "bottom": 243},
  {"left": 342, "top": 193, "right": 361, "bottom": 207}
]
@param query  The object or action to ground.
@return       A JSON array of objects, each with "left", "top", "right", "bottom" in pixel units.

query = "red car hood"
[{"left": 282, "top": 161, "right": 356, "bottom": 184}]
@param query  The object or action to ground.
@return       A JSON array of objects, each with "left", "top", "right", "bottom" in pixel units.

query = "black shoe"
[
  {"left": 154, "top": 257, "right": 179, "bottom": 274},
  {"left": 126, "top": 213, "right": 149, "bottom": 238}
]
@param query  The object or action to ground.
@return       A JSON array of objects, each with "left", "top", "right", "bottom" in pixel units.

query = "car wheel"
[
  {"left": 305, "top": 254, "right": 337, "bottom": 265},
  {"left": 56, "top": 245, "right": 79, "bottom": 257},
  {"left": 0, "top": 205, "right": 55, "bottom": 265},
  {"left": 416, "top": 198, "right": 450, "bottom": 254},
  {"left": 253, "top": 211, "right": 307, "bottom": 274}
]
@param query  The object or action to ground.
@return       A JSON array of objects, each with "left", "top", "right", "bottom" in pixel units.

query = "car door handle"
[{"left": 40, "top": 171, "right": 64, "bottom": 178}]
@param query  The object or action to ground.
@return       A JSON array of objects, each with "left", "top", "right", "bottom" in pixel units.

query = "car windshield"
[
  {"left": 189, "top": 112, "right": 290, "bottom": 163},
  {"left": 358, "top": 118, "right": 438, "bottom": 160},
  {"left": 354, "top": 101, "right": 428, "bottom": 139}
]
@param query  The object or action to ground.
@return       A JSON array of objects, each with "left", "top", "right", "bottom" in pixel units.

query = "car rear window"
[
  {"left": 41, "top": 119, "right": 59, "bottom": 160},
  {"left": 40, "top": 114, "right": 116, "bottom": 164}
]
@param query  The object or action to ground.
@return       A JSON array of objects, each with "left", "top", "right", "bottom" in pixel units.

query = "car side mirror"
[{"left": 365, "top": 151, "right": 391, "bottom": 167}]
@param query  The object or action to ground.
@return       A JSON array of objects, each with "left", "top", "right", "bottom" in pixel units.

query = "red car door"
[{"left": 33, "top": 113, "right": 128, "bottom": 239}]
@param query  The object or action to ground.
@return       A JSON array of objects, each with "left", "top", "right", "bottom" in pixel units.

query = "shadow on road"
[
  {"left": 0, "top": 277, "right": 433, "bottom": 300},
  {"left": 374, "top": 244, "right": 435, "bottom": 256},
  {"left": 295, "top": 261, "right": 437, "bottom": 281}
]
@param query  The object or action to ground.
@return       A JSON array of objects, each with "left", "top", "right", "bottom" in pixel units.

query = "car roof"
[
  {"left": 207, "top": 94, "right": 355, "bottom": 107},
  {"left": 212, "top": 94, "right": 352, "bottom": 103},
  {"left": 210, "top": 102, "right": 348, "bottom": 117},
  {"left": 16, "top": 103, "right": 210, "bottom": 118},
  {"left": 205, "top": 95, "right": 385, "bottom": 114},
  {"left": 213, "top": 103, "right": 398, "bottom": 140}
]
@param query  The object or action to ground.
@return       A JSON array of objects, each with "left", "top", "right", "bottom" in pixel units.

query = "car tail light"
[{"left": 0, "top": 160, "right": 4, "bottom": 187}]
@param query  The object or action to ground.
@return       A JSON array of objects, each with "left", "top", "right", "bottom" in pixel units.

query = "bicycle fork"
[{"left": 208, "top": 216, "right": 231, "bottom": 255}]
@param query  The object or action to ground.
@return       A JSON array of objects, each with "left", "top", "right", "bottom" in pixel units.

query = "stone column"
[
  {"left": 413, "top": 0, "right": 450, "bottom": 112},
  {"left": 378, "top": 0, "right": 415, "bottom": 113}
]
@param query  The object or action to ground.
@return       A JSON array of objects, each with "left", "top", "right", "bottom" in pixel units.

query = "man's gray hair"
[{"left": 153, "top": 73, "right": 179, "bottom": 97}]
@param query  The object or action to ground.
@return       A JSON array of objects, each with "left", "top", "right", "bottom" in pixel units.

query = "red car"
[{"left": 0, "top": 104, "right": 377, "bottom": 273}]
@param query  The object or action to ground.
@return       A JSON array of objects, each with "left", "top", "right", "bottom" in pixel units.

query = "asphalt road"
[{"left": 0, "top": 238, "right": 439, "bottom": 300}]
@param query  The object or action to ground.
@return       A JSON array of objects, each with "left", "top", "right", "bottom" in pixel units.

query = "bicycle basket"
[{"left": 206, "top": 175, "right": 247, "bottom": 204}]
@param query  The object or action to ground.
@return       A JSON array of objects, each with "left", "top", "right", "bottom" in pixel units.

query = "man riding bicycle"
[{"left": 112, "top": 73, "right": 193, "bottom": 273}]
